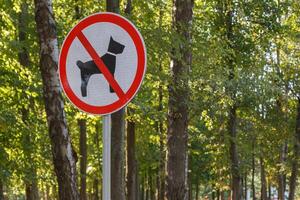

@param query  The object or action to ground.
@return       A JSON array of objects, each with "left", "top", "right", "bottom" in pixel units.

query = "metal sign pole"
[{"left": 103, "top": 114, "right": 111, "bottom": 200}]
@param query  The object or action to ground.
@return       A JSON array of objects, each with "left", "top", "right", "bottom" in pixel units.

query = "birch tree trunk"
[
  {"left": 288, "top": 98, "right": 300, "bottom": 200},
  {"left": 34, "top": 0, "right": 79, "bottom": 199},
  {"left": 166, "top": 0, "right": 193, "bottom": 200}
]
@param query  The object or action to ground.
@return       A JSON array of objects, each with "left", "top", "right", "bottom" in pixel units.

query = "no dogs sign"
[{"left": 59, "top": 12, "right": 146, "bottom": 115}]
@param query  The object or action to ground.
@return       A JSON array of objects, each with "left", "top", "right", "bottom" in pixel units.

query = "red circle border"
[{"left": 59, "top": 12, "right": 146, "bottom": 115}]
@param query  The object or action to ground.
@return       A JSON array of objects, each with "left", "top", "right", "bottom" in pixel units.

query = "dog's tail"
[{"left": 76, "top": 60, "right": 84, "bottom": 69}]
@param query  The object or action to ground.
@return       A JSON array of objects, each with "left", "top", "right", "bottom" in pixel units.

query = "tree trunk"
[
  {"left": 34, "top": 0, "right": 79, "bottom": 199},
  {"left": 25, "top": 183, "right": 39, "bottom": 200},
  {"left": 228, "top": 105, "right": 240, "bottom": 200},
  {"left": 78, "top": 119, "right": 87, "bottom": 200},
  {"left": 111, "top": 109, "right": 126, "bottom": 200},
  {"left": 93, "top": 122, "right": 101, "bottom": 200},
  {"left": 166, "top": 0, "right": 193, "bottom": 200},
  {"left": 149, "top": 173, "right": 155, "bottom": 200},
  {"left": 212, "top": 191, "right": 215, "bottom": 200},
  {"left": 288, "top": 98, "right": 300, "bottom": 200},
  {"left": 268, "top": 183, "right": 271, "bottom": 200},
  {"left": 127, "top": 109, "right": 138, "bottom": 200},
  {"left": 93, "top": 178, "right": 99, "bottom": 200},
  {"left": 195, "top": 183, "right": 199, "bottom": 200},
  {"left": 274, "top": 8, "right": 288, "bottom": 198},
  {"left": 217, "top": 189, "right": 220, "bottom": 200},
  {"left": 277, "top": 144, "right": 287, "bottom": 200},
  {"left": 18, "top": 4, "right": 39, "bottom": 200},
  {"left": 140, "top": 177, "right": 145, "bottom": 200},
  {"left": 0, "top": 180, "right": 4, "bottom": 200},
  {"left": 244, "top": 173, "right": 248, "bottom": 200},
  {"left": 46, "top": 185, "right": 50, "bottom": 200},
  {"left": 106, "top": 0, "right": 120, "bottom": 13},
  {"left": 220, "top": 191, "right": 225, "bottom": 200},
  {"left": 260, "top": 157, "right": 267, "bottom": 200},
  {"left": 105, "top": 1, "right": 126, "bottom": 200},
  {"left": 252, "top": 140, "right": 256, "bottom": 200},
  {"left": 189, "top": 183, "right": 192, "bottom": 200},
  {"left": 157, "top": 81, "right": 165, "bottom": 200},
  {"left": 125, "top": 2, "right": 138, "bottom": 199},
  {"left": 223, "top": 1, "right": 241, "bottom": 199}
]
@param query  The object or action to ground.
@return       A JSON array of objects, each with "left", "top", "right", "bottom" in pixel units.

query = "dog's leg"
[
  {"left": 81, "top": 74, "right": 91, "bottom": 97},
  {"left": 109, "top": 84, "right": 115, "bottom": 93},
  {"left": 109, "top": 63, "right": 116, "bottom": 93}
]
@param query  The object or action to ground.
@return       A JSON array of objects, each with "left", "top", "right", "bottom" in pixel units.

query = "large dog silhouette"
[{"left": 76, "top": 37, "right": 125, "bottom": 97}]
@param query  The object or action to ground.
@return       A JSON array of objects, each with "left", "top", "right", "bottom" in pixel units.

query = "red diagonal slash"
[{"left": 77, "top": 31, "right": 125, "bottom": 98}]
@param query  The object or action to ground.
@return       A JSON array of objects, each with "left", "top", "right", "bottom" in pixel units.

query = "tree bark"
[
  {"left": 252, "top": 139, "right": 256, "bottom": 200},
  {"left": 288, "top": 98, "right": 300, "bottom": 200},
  {"left": 94, "top": 122, "right": 101, "bottom": 200},
  {"left": 217, "top": 189, "right": 220, "bottom": 200},
  {"left": 268, "top": 183, "right": 271, "bottom": 200},
  {"left": 245, "top": 173, "right": 248, "bottom": 200},
  {"left": 166, "top": 0, "right": 193, "bottom": 200},
  {"left": 195, "top": 183, "right": 199, "bottom": 200},
  {"left": 220, "top": 191, "right": 225, "bottom": 200},
  {"left": 93, "top": 178, "right": 99, "bottom": 200},
  {"left": 106, "top": 0, "right": 120, "bottom": 13},
  {"left": 189, "top": 183, "right": 193, "bottom": 200},
  {"left": 0, "top": 180, "right": 4, "bottom": 200},
  {"left": 260, "top": 157, "right": 267, "bottom": 200},
  {"left": 125, "top": 3, "right": 138, "bottom": 200},
  {"left": 228, "top": 105, "right": 240, "bottom": 200},
  {"left": 277, "top": 144, "right": 287, "bottom": 200},
  {"left": 276, "top": 100, "right": 287, "bottom": 200},
  {"left": 105, "top": 1, "right": 126, "bottom": 200},
  {"left": 149, "top": 172, "right": 155, "bottom": 200},
  {"left": 140, "top": 177, "right": 145, "bottom": 200},
  {"left": 34, "top": 0, "right": 79, "bottom": 199},
  {"left": 127, "top": 108, "right": 138, "bottom": 200},
  {"left": 111, "top": 109, "right": 126, "bottom": 200},
  {"left": 78, "top": 119, "right": 87, "bottom": 200}
]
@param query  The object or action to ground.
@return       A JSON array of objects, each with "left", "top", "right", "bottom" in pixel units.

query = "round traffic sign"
[{"left": 59, "top": 12, "right": 146, "bottom": 115}]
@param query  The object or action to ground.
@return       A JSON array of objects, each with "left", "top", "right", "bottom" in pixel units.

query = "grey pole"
[{"left": 103, "top": 114, "right": 111, "bottom": 200}]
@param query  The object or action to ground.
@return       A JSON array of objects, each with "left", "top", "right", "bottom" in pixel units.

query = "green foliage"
[{"left": 0, "top": 0, "right": 300, "bottom": 198}]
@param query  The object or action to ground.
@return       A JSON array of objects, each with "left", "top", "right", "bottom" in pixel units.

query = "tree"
[
  {"left": 34, "top": 0, "right": 79, "bottom": 199},
  {"left": 105, "top": 1, "right": 126, "bottom": 200},
  {"left": 166, "top": 0, "right": 193, "bottom": 199},
  {"left": 289, "top": 98, "right": 300, "bottom": 200},
  {"left": 78, "top": 118, "right": 87, "bottom": 200},
  {"left": 124, "top": 1, "right": 139, "bottom": 200}
]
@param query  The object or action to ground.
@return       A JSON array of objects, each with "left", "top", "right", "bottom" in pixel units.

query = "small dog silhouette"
[{"left": 76, "top": 37, "right": 125, "bottom": 97}]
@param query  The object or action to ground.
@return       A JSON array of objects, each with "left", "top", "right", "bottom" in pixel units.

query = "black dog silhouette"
[{"left": 76, "top": 37, "right": 125, "bottom": 97}]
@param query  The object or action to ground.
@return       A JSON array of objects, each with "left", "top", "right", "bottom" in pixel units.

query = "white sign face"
[
  {"left": 59, "top": 13, "right": 146, "bottom": 115},
  {"left": 66, "top": 23, "right": 137, "bottom": 106}
]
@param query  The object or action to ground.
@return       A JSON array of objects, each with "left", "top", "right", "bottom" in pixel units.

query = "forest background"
[{"left": 0, "top": 0, "right": 300, "bottom": 200}]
